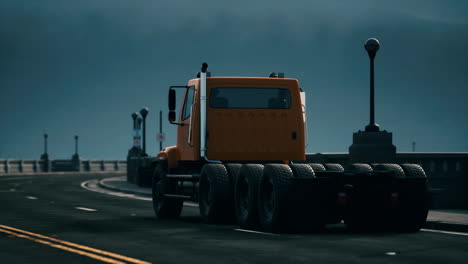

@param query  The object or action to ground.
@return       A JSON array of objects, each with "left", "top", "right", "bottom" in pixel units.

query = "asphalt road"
[{"left": 1, "top": 173, "right": 467, "bottom": 264}]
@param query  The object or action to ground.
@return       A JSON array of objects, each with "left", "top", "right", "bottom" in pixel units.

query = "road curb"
[
  {"left": 424, "top": 221, "right": 468, "bottom": 233},
  {"left": 98, "top": 177, "right": 152, "bottom": 197}
]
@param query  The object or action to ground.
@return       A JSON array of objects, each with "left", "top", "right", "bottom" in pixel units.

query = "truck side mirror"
[
  {"left": 168, "top": 111, "right": 176, "bottom": 122},
  {"left": 168, "top": 89, "right": 176, "bottom": 122},
  {"left": 169, "top": 89, "right": 176, "bottom": 111}
]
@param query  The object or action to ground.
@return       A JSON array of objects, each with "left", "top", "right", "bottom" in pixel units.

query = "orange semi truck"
[{"left": 151, "top": 63, "right": 429, "bottom": 233}]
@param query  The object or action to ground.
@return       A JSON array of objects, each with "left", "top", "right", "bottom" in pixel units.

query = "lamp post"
[
  {"left": 74, "top": 135, "right": 79, "bottom": 155},
  {"left": 364, "top": 38, "right": 381, "bottom": 132},
  {"left": 131, "top": 112, "right": 141, "bottom": 149},
  {"left": 140, "top": 107, "right": 149, "bottom": 154},
  {"left": 44, "top": 133, "right": 48, "bottom": 155}
]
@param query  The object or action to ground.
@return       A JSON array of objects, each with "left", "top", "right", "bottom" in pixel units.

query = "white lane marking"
[
  {"left": 80, "top": 179, "right": 200, "bottom": 208},
  {"left": 385, "top": 252, "right": 397, "bottom": 256},
  {"left": 422, "top": 228, "right": 468, "bottom": 237},
  {"left": 80, "top": 180, "right": 151, "bottom": 201},
  {"left": 26, "top": 196, "right": 38, "bottom": 200},
  {"left": 234, "top": 229, "right": 280, "bottom": 236},
  {"left": 75, "top": 207, "right": 97, "bottom": 212}
]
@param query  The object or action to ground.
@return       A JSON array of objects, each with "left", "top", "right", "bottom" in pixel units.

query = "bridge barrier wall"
[
  {"left": 0, "top": 159, "right": 126, "bottom": 174},
  {"left": 306, "top": 152, "right": 468, "bottom": 209}
]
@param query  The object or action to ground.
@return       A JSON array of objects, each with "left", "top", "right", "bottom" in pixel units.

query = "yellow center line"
[
  {"left": 0, "top": 228, "right": 126, "bottom": 264},
  {"left": 0, "top": 224, "right": 152, "bottom": 264}
]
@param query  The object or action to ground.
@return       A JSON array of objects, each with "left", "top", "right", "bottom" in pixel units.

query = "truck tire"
[
  {"left": 225, "top": 163, "right": 242, "bottom": 220},
  {"left": 347, "top": 163, "right": 373, "bottom": 172},
  {"left": 289, "top": 164, "right": 315, "bottom": 178},
  {"left": 235, "top": 164, "right": 264, "bottom": 229},
  {"left": 152, "top": 163, "right": 183, "bottom": 218},
  {"left": 199, "top": 164, "right": 231, "bottom": 223},
  {"left": 395, "top": 164, "right": 429, "bottom": 232},
  {"left": 225, "top": 163, "right": 242, "bottom": 189},
  {"left": 371, "top": 164, "right": 405, "bottom": 178},
  {"left": 309, "top": 163, "right": 326, "bottom": 173},
  {"left": 401, "top": 164, "right": 426, "bottom": 178},
  {"left": 323, "top": 163, "right": 344, "bottom": 171},
  {"left": 258, "top": 164, "right": 294, "bottom": 233}
]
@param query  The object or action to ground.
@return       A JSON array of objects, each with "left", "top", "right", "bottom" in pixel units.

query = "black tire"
[
  {"left": 401, "top": 164, "right": 426, "bottom": 178},
  {"left": 323, "top": 163, "right": 344, "bottom": 171},
  {"left": 152, "top": 163, "right": 183, "bottom": 218},
  {"left": 235, "top": 164, "right": 264, "bottom": 229},
  {"left": 225, "top": 163, "right": 242, "bottom": 189},
  {"left": 347, "top": 163, "right": 373, "bottom": 172},
  {"left": 258, "top": 164, "right": 294, "bottom": 233},
  {"left": 225, "top": 163, "right": 242, "bottom": 220},
  {"left": 289, "top": 164, "right": 316, "bottom": 178},
  {"left": 199, "top": 164, "right": 231, "bottom": 223},
  {"left": 371, "top": 163, "right": 405, "bottom": 178},
  {"left": 395, "top": 164, "right": 429, "bottom": 232},
  {"left": 309, "top": 163, "right": 326, "bottom": 173}
]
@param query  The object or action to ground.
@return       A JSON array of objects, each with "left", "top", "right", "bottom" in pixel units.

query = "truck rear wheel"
[
  {"left": 235, "top": 164, "right": 264, "bottom": 229},
  {"left": 225, "top": 163, "right": 242, "bottom": 220},
  {"left": 347, "top": 163, "right": 373, "bottom": 172},
  {"left": 258, "top": 164, "right": 294, "bottom": 233},
  {"left": 199, "top": 164, "right": 231, "bottom": 223},
  {"left": 289, "top": 164, "right": 315, "bottom": 178},
  {"left": 323, "top": 163, "right": 344, "bottom": 171},
  {"left": 371, "top": 163, "right": 405, "bottom": 178},
  {"left": 152, "top": 164, "right": 183, "bottom": 218},
  {"left": 394, "top": 164, "right": 429, "bottom": 232},
  {"left": 309, "top": 163, "right": 326, "bottom": 173}
]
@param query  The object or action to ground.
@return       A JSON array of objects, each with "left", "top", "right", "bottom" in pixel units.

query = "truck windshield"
[{"left": 210, "top": 88, "right": 291, "bottom": 109}]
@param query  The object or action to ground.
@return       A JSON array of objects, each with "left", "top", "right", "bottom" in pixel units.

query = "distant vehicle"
[{"left": 150, "top": 63, "right": 429, "bottom": 233}]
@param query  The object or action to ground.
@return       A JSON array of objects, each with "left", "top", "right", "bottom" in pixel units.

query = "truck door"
[{"left": 177, "top": 85, "right": 197, "bottom": 160}]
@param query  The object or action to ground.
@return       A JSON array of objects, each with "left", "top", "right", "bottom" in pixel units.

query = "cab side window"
[{"left": 182, "top": 86, "right": 195, "bottom": 120}]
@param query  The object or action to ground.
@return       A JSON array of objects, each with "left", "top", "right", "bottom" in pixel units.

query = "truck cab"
[{"left": 161, "top": 76, "right": 306, "bottom": 165}]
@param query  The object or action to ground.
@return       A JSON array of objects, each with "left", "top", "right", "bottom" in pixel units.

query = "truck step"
[
  {"left": 163, "top": 194, "right": 191, "bottom": 200},
  {"left": 166, "top": 174, "right": 200, "bottom": 179}
]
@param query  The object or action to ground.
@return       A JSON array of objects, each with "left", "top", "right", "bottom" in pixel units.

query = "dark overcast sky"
[{"left": 1, "top": 0, "right": 467, "bottom": 159}]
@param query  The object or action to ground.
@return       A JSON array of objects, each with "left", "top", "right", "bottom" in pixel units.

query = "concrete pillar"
[{"left": 349, "top": 130, "right": 396, "bottom": 164}]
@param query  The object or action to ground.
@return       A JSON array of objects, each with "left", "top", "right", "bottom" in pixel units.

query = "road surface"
[{"left": 1, "top": 173, "right": 467, "bottom": 264}]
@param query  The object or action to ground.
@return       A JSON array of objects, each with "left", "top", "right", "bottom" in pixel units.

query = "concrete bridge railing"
[
  {"left": 306, "top": 152, "right": 468, "bottom": 209},
  {"left": 0, "top": 159, "right": 127, "bottom": 174}
]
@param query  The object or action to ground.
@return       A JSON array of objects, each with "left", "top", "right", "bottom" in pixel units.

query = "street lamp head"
[
  {"left": 364, "top": 38, "right": 380, "bottom": 59},
  {"left": 44, "top": 133, "right": 48, "bottom": 139},
  {"left": 74, "top": 135, "right": 78, "bottom": 140},
  {"left": 131, "top": 112, "right": 139, "bottom": 120},
  {"left": 140, "top": 107, "right": 149, "bottom": 118}
]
